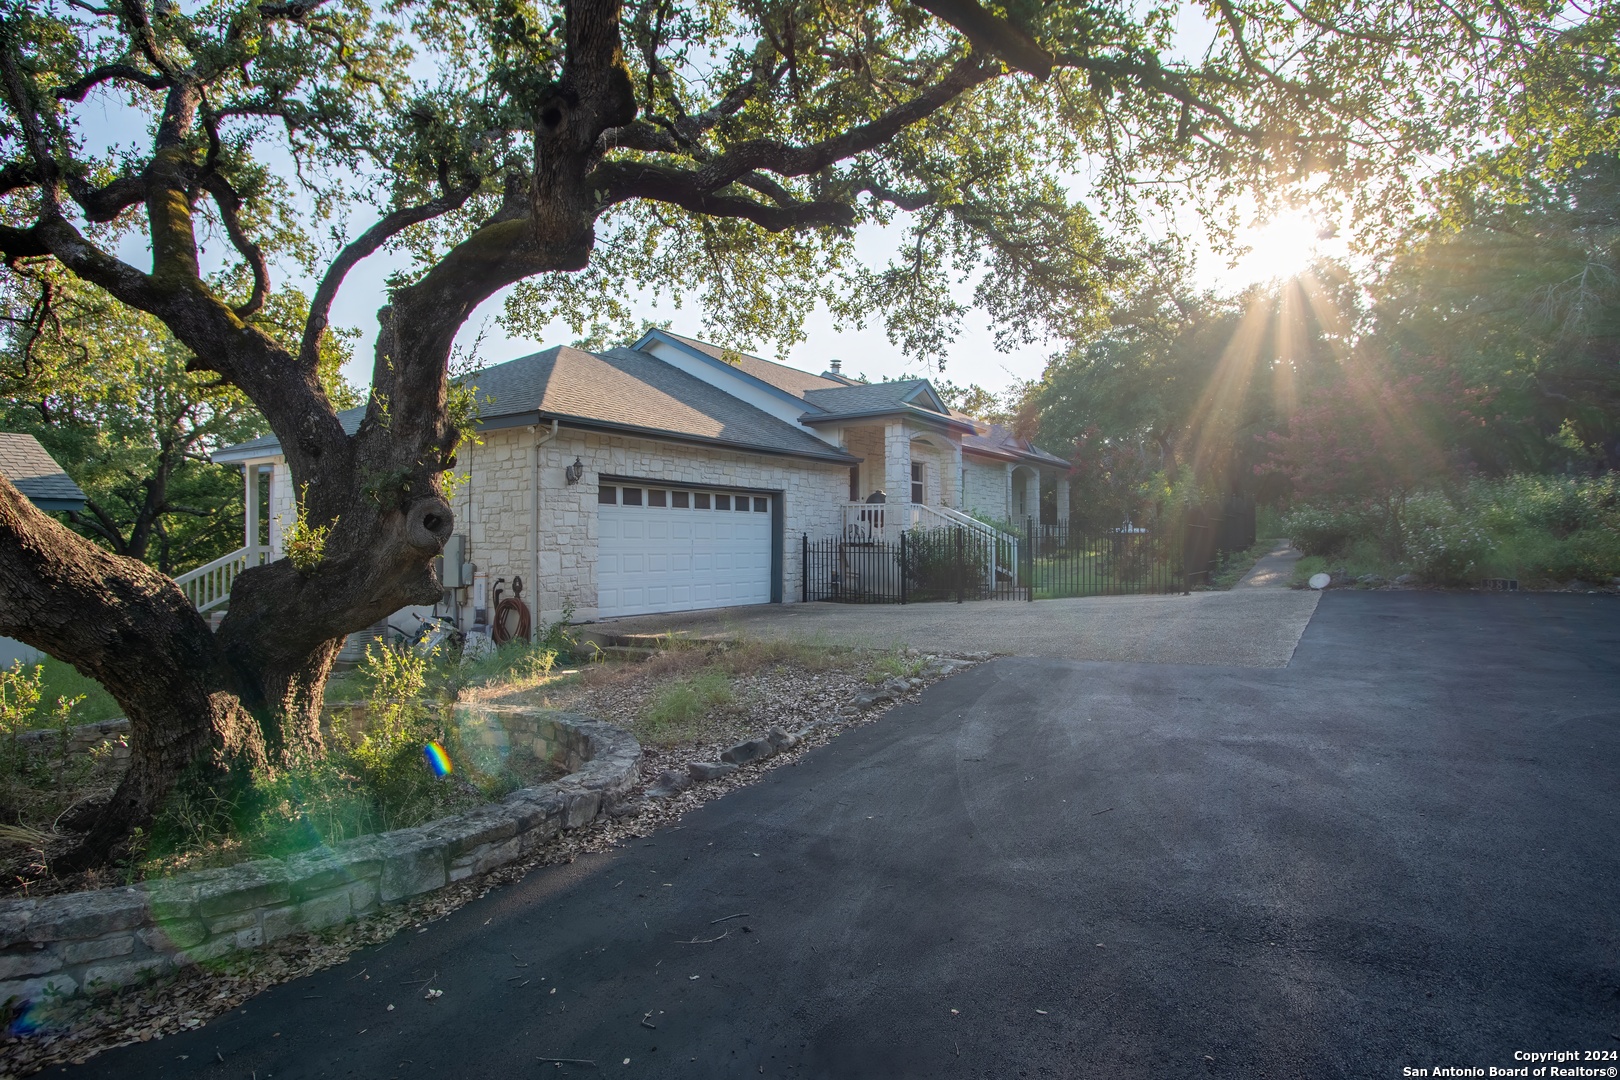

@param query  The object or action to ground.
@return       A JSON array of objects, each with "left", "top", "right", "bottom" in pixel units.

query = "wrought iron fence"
[
  {"left": 1182, "top": 496, "right": 1257, "bottom": 588},
  {"left": 1024, "top": 520, "right": 1183, "bottom": 599},
  {"left": 801, "top": 526, "right": 1027, "bottom": 603}
]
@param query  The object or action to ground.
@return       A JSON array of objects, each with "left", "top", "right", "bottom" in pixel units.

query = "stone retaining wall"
[
  {"left": 0, "top": 708, "right": 638, "bottom": 1011},
  {"left": 9, "top": 718, "right": 131, "bottom": 768}
]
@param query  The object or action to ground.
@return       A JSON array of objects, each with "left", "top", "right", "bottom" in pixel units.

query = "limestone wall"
[
  {"left": 450, "top": 427, "right": 849, "bottom": 623},
  {"left": 962, "top": 457, "right": 1011, "bottom": 521},
  {"left": 0, "top": 710, "right": 639, "bottom": 1009}
]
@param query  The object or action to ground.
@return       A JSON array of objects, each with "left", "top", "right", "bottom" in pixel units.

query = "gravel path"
[{"left": 592, "top": 585, "right": 1320, "bottom": 668}]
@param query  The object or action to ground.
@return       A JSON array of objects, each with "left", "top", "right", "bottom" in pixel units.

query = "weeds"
[
  {"left": 636, "top": 668, "right": 737, "bottom": 745},
  {"left": 867, "top": 648, "right": 930, "bottom": 684}
]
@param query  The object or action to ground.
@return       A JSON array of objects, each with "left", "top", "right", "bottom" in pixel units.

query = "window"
[
  {"left": 735, "top": 496, "right": 750, "bottom": 512},
  {"left": 622, "top": 487, "right": 643, "bottom": 506},
  {"left": 753, "top": 497, "right": 768, "bottom": 513},
  {"left": 648, "top": 489, "right": 667, "bottom": 507},
  {"left": 598, "top": 485, "right": 616, "bottom": 505},
  {"left": 695, "top": 492, "right": 711, "bottom": 509},
  {"left": 849, "top": 466, "right": 860, "bottom": 501},
  {"left": 714, "top": 493, "right": 730, "bottom": 511},
  {"left": 910, "top": 463, "right": 924, "bottom": 504},
  {"left": 672, "top": 490, "right": 690, "bottom": 508}
]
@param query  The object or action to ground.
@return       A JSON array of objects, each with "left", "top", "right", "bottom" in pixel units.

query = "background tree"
[
  {"left": 1368, "top": 156, "right": 1620, "bottom": 472},
  {"left": 1031, "top": 258, "right": 1357, "bottom": 496},
  {"left": 0, "top": 0, "right": 1595, "bottom": 866},
  {"left": 2, "top": 268, "right": 360, "bottom": 573}
]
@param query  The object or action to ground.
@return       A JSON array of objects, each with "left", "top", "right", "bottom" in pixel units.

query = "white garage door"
[{"left": 597, "top": 482, "right": 774, "bottom": 618}]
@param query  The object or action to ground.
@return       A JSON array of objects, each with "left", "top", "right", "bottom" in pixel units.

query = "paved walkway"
[
  {"left": 591, "top": 561, "right": 1319, "bottom": 669},
  {"left": 1233, "top": 539, "right": 1303, "bottom": 588}
]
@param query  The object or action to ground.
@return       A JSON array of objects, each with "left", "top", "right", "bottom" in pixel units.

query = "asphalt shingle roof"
[
  {"left": 801, "top": 380, "right": 938, "bottom": 415},
  {"left": 0, "top": 433, "right": 87, "bottom": 509},
  {"left": 960, "top": 420, "right": 1069, "bottom": 467},
  {"left": 469, "top": 346, "right": 854, "bottom": 461},
  {"left": 659, "top": 332, "right": 847, "bottom": 399},
  {"left": 212, "top": 407, "right": 364, "bottom": 463},
  {"left": 218, "top": 348, "right": 856, "bottom": 464}
]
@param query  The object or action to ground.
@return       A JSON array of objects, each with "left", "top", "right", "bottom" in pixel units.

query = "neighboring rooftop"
[
  {"left": 213, "top": 408, "right": 364, "bottom": 464},
  {"left": 0, "top": 433, "right": 87, "bottom": 511}
]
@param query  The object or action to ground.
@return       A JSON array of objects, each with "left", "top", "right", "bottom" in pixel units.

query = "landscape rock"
[
  {"left": 765, "top": 727, "right": 799, "bottom": 751},
  {"left": 686, "top": 760, "right": 738, "bottom": 781},
  {"left": 847, "top": 688, "right": 892, "bottom": 710},
  {"left": 1394, "top": 573, "right": 1417, "bottom": 585},
  {"left": 721, "top": 737, "right": 775, "bottom": 766}
]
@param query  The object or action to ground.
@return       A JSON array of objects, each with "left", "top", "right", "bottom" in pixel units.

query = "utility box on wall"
[{"left": 438, "top": 534, "right": 470, "bottom": 587}]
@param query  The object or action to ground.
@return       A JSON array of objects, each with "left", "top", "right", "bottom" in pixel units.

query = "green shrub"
[
  {"left": 1401, "top": 493, "right": 1492, "bottom": 585},
  {"left": 901, "top": 526, "right": 990, "bottom": 597},
  {"left": 1282, "top": 504, "right": 1373, "bottom": 556}
]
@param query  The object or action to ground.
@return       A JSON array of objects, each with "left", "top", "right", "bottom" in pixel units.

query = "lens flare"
[{"left": 423, "top": 741, "right": 453, "bottom": 778}]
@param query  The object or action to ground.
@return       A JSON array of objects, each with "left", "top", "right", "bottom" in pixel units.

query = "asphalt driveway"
[{"left": 74, "top": 592, "right": 1619, "bottom": 1079}]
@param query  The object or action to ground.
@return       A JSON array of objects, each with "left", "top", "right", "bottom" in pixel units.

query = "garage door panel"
[{"left": 598, "top": 489, "right": 772, "bottom": 618}]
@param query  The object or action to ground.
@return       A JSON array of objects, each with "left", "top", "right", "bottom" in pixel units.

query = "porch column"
[
  {"left": 1055, "top": 476, "right": 1070, "bottom": 526},
  {"left": 884, "top": 421, "right": 911, "bottom": 502},
  {"left": 243, "top": 464, "right": 259, "bottom": 552},
  {"left": 943, "top": 440, "right": 964, "bottom": 509},
  {"left": 1023, "top": 470, "right": 1041, "bottom": 527}
]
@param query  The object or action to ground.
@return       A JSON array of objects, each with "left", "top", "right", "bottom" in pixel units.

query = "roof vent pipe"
[{"left": 829, "top": 358, "right": 842, "bottom": 373}]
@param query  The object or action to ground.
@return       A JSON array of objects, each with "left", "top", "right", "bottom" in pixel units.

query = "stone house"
[{"left": 211, "top": 331, "right": 1071, "bottom": 628}]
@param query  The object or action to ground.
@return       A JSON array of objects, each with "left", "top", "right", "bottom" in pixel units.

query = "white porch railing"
[
  {"left": 838, "top": 503, "right": 1020, "bottom": 587},
  {"left": 173, "top": 545, "right": 272, "bottom": 612}
]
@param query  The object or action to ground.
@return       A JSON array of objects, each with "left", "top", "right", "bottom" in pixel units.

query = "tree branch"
[
  {"left": 56, "top": 63, "right": 169, "bottom": 102},
  {"left": 910, "top": 0, "right": 1054, "bottom": 78},
  {"left": 299, "top": 180, "right": 480, "bottom": 369},
  {"left": 684, "top": 55, "right": 999, "bottom": 194},
  {"left": 593, "top": 161, "right": 857, "bottom": 230},
  {"left": 201, "top": 174, "right": 270, "bottom": 318}
]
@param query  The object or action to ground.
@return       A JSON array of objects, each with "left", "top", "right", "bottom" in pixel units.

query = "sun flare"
[{"left": 1227, "top": 208, "right": 1335, "bottom": 285}]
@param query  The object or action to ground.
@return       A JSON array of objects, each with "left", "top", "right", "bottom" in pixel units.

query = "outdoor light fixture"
[{"left": 564, "top": 457, "right": 584, "bottom": 484}]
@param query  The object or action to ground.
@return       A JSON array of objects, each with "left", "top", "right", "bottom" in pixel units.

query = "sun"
[{"left": 1226, "top": 207, "right": 1335, "bottom": 286}]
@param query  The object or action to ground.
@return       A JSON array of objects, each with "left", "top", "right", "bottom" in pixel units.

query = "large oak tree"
[{"left": 0, "top": 0, "right": 1595, "bottom": 866}]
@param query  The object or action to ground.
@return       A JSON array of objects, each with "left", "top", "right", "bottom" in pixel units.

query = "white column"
[
  {"left": 884, "top": 421, "right": 911, "bottom": 503},
  {"left": 1055, "top": 476, "right": 1070, "bottom": 525},
  {"left": 1023, "top": 471, "right": 1041, "bottom": 527},
  {"left": 243, "top": 464, "right": 259, "bottom": 552},
  {"left": 943, "top": 440, "right": 964, "bottom": 508}
]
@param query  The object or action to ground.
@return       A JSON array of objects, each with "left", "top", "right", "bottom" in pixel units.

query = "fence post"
[
  {"left": 1026, "top": 516, "right": 1035, "bottom": 601},
  {"left": 900, "top": 531, "right": 908, "bottom": 605},
  {"left": 801, "top": 533, "right": 808, "bottom": 603},
  {"left": 946, "top": 527, "right": 959, "bottom": 605}
]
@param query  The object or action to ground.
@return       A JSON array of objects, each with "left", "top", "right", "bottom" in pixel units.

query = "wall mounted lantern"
[{"left": 564, "top": 457, "right": 585, "bottom": 485}]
